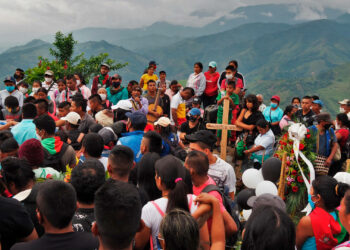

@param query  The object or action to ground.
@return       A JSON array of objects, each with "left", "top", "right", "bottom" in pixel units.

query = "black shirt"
[
  {"left": 72, "top": 208, "right": 95, "bottom": 233},
  {"left": 296, "top": 109, "right": 316, "bottom": 127},
  {"left": 0, "top": 196, "right": 34, "bottom": 250},
  {"left": 180, "top": 119, "right": 205, "bottom": 143},
  {"left": 161, "top": 94, "right": 171, "bottom": 117},
  {"left": 11, "top": 232, "right": 99, "bottom": 250}
]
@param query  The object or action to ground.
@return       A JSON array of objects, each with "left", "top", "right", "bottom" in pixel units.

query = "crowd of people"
[{"left": 0, "top": 60, "right": 349, "bottom": 250}]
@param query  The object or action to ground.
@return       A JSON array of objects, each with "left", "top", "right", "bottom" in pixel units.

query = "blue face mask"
[
  {"left": 270, "top": 102, "right": 278, "bottom": 108},
  {"left": 5, "top": 86, "right": 15, "bottom": 92},
  {"left": 308, "top": 194, "right": 315, "bottom": 210}
]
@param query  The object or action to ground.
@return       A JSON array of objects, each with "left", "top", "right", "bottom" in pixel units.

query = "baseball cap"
[
  {"left": 271, "top": 95, "right": 280, "bottom": 103},
  {"left": 208, "top": 61, "right": 217, "bottom": 68},
  {"left": 149, "top": 60, "right": 158, "bottom": 65},
  {"left": 247, "top": 194, "right": 286, "bottom": 211},
  {"left": 111, "top": 100, "right": 132, "bottom": 111},
  {"left": 126, "top": 111, "right": 147, "bottom": 126},
  {"left": 61, "top": 112, "right": 81, "bottom": 125},
  {"left": 44, "top": 70, "right": 54, "bottom": 76},
  {"left": 339, "top": 99, "right": 350, "bottom": 105},
  {"left": 185, "top": 130, "right": 216, "bottom": 146},
  {"left": 154, "top": 117, "right": 171, "bottom": 127},
  {"left": 98, "top": 127, "right": 118, "bottom": 145},
  {"left": 316, "top": 112, "right": 332, "bottom": 123},
  {"left": 100, "top": 63, "right": 110, "bottom": 69},
  {"left": 312, "top": 99, "right": 324, "bottom": 107},
  {"left": 189, "top": 108, "right": 201, "bottom": 116},
  {"left": 3, "top": 76, "right": 15, "bottom": 83},
  {"left": 192, "top": 97, "right": 201, "bottom": 104}
]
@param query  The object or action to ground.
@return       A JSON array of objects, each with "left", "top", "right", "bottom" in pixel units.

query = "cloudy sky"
[{"left": 0, "top": 0, "right": 349, "bottom": 48}]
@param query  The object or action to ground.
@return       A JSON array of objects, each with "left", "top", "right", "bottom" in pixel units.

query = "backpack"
[
  {"left": 201, "top": 184, "right": 241, "bottom": 248},
  {"left": 43, "top": 143, "right": 69, "bottom": 172},
  {"left": 163, "top": 134, "right": 187, "bottom": 161},
  {"left": 204, "top": 104, "right": 218, "bottom": 124}
]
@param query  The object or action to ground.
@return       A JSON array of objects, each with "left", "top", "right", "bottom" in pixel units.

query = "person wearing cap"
[
  {"left": 98, "top": 127, "right": 118, "bottom": 151},
  {"left": 106, "top": 74, "right": 128, "bottom": 105},
  {"left": 91, "top": 63, "right": 112, "bottom": 95},
  {"left": 143, "top": 60, "right": 158, "bottom": 74},
  {"left": 309, "top": 112, "right": 339, "bottom": 169},
  {"left": 154, "top": 117, "right": 181, "bottom": 157},
  {"left": 117, "top": 111, "right": 147, "bottom": 163},
  {"left": 61, "top": 112, "right": 82, "bottom": 150},
  {"left": 180, "top": 108, "right": 205, "bottom": 143},
  {"left": 140, "top": 65, "right": 158, "bottom": 91},
  {"left": 263, "top": 95, "right": 283, "bottom": 136},
  {"left": 186, "top": 62, "right": 206, "bottom": 98},
  {"left": 190, "top": 97, "right": 204, "bottom": 118},
  {"left": 41, "top": 70, "right": 57, "bottom": 101},
  {"left": 171, "top": 87, "right": 195, "bottom": 128},
  {"left": 339, "top": 99, "right": 350, "bottom": 120},
  {"left": 312, "top": 99, "right": 324, "bottom": 115},
  {"left": 0, "top": 76, "right": 24, "bottom": 108},
  {"left": 203, "top": 61, "right": 220, "bottom": 108},
  {"left": 186, "top": 130, "right": 236, "bottom": 199},
  {"left": 129, "top": 85, "right": 149, "bottom": 115},
  {"left": 247, "top": 193, "right": 286, "bottom": 212},
  {"left": 295, "top": 96, "right": 316, "bottom": 127},
  {"left": 95, "top": 110, "right": 114, "bottom": 127},
  {"left": 59, "top": 74, "right": 89, "bottom": 102}
]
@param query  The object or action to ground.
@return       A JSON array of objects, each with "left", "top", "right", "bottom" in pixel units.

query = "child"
[
  {"left": 191, "top": 97, "right": 204, "bottom": 118},
  {"left": 30, "top": 80, "right": 42, "bottom": 98},
  {"left": 36, "top": 88, "right": 56, "bottom": 115},
  {"left": 140, "top": 65, "right": 158, "bottom": 91},
  {"left": 0, "top": 96, "right": 22, "bottom": 122},
  {"left": 216, "top": 81, "right": 239, "bottom": 146},
  {"left": 54, "top": 79, "right": 66, "bottom": 105},
  {"left": 220, "top": 65, "right": 243, "bottom": 92}
]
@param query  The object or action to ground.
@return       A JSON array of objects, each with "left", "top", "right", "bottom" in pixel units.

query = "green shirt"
[
  {"left": 107, "top": 87, "right": 129, "bottom": 105},
  {"left": 216, "top": 91, "right": 239, "bottom": 117}
]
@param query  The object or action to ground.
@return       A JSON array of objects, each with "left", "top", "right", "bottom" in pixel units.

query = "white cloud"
[{"left": 261, "top": 12, "right": 273, "bottom": 17}]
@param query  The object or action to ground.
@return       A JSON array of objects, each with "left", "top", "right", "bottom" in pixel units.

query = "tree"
[{"left": 25, "top": 32, "right": 127, "bottom": 84}]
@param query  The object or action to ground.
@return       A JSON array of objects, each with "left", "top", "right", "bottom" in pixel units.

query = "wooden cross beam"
[{"left": 206, "top": 99, "right": 242, "bottom": 160}]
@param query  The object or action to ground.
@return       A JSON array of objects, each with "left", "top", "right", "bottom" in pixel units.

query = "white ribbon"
[{"left": 288, "top": 123, "right": 315, "bottom": 215}]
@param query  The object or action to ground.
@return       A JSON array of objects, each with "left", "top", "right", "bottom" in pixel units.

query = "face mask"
[
  {"left": 13, "top": 74, "right": 20, "bottom": 79},
  {"left": 226, "top": 74, "right": 233, "bottom": 80},
  {"left": 76, "top": 80, "right": 81, "bottom": 85},
  {"left": 45, "top": 77, "right": 52, "bottom": 83},
  {"left": 5, "top": 86, "right": 15, "bottom": 92},
  {"left": 340, "top": 107, "right": 345, "bottom": 113},
  {"left": 270, "top": 102, "right": 278, "bottom": 108},
  {"left": 32, "top": 87, "right": 39, "bottom": 93},
  {"left": 19, "top": 87, "right": 28, "bottom": 94},
  {"left": 99, "top": 94, "right": 107, "bottom": 101},
  {"left": 189, "top": 116, "right": 197, "bottom": 122},
  {"left": 308, "top": 194, "right": 315, "bottom": 210},
  {"left": 324, "top": 123, "right": 332, "bottom": 130},
  {"left": 113, "top": 82, "right": 121, "bottom": 88},
  {"left": 335, "top": 121, "right": 340, "bottom": 130}
]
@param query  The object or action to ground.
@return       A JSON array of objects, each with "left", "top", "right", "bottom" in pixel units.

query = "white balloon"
[
  {"left": 334, "top": 172, "right": 350, "bottom": 185},
  {"left": 256, "top": 181, "right": 278, "bottom": 196},
  {"left": 242, "top": 209, "right": 252, "bottom": 221},
  {"left": 242, "top": 168, "right": 264, "bottom": 189}
]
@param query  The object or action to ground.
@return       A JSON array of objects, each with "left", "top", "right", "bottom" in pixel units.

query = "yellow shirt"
[{"left": 140, "top": 74, "right": 158, "bottom": 90}]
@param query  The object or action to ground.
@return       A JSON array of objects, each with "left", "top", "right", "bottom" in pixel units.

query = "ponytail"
[{"left": 167, "top": 178, "right": 189, "bottom": 213}]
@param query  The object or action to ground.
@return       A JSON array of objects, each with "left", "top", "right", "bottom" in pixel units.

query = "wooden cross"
[{"left": 206, "top": 99, "right": 242, "bottom": 160}]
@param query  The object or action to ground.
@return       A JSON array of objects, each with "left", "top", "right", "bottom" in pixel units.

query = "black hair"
[
  {"left": 32, "top": 80, "right": 42, "bottom": 87},
  {"left": 147, "top": 79, "right": 156, "bottom": 85},
  {"left": 157, "top": 124, "right": 172, "bottom": 138},
  {"left": 115, "top": 109, "right": 129, "bottom": 122},
  {"left": 0, "top": 130, "right": 13, "bottom": 145},
  {"left": 82, "top": 133, "right": 104, "bottom": 158},
  {"left": 72, "top": 95, "right": 87, "bottom": 112},
  {"left": 4, "top": 96, "right": 19, "bottom": 109},
  {"left": 34, "top": 99, "right": 49, "bottom": 112},
  {"left": 170, "top": 80, "right": 178, "bottom": 86},
  {"left": 66, "top": 74, "right": 76, "bottom": 81},
  {"left": 2, "top": 157, "right": 34, "bottom": 192},
  {"left": 33, "top": 114, "right": 56, "bottom": 135},
  {"left": 312, "top": 175, "right": 349, "bottom": 211},
  {"left": 36, "top": 87, "right": 48, "bottom": 95},
  {"left": 226, "top": 65, "right": 236, "bottom": 72},
  {"left": 143, "top": 131, "right": 163, "bottom": 154},
  {"left": 227, "top": 80, "right": 236, "bottom": 88},
  {"left": 16, "top": 68, "right": 24, "bottom": 73},
  {"left": 89, "top": 123, "right": 103, "bottom": 133},
  {"left": 291, "top": 97, "right": 300, "bottom": 104},
  {"left": 283, "top": 105, "right": 295, "bottom": 116},
  {"left": 229, "top": 60, "right": 238, "bottom": 68},
  {"left": 74, "top": 73, "right": 86, "bottom": 85},
  {"left": 256, "top": 119, "right": 269, "bottom": 129},
  {"left": 94, "top": 179, "right": 142, "bottom": 249},
  {"left": 109, "top": 145, "right": 134, "bottom": 178},
  {"left": 182, "top": 87, "right": 195, "bottom": 97},
  {"left": 159, "top": 71, "right": 166, "bottom": 75},
  {"left": 55, "top": 130, "right": 68, "bottom": 143},
  {"left": 128, "top": 80, "right": 138, "bottom": 86},
  {"left": 22, "top": 103, "right": 37, "bottom": 119},
  {"left": 344, "top": 190, "right": 350, "bottom": 214},
  {"left": 137, "top": 152, "right": 162, "bottom": 201},
  {"left": 57, "top": 79, "right": 66, "bottom": 85},
  {"left": 24, "top": 96, "right": 36, "bottom": 104},
  {"left": 36, "top": 180, "right": 77, "bottom": 229},
  {"left": 242, "top": 205, "right": 295, "bottom": 250},
  {"left": 148, "top": 65, "right": 155, "bottom": 70},
  {"left": 336, "top": 113, "right": 350, "bottom": 129},
  {"left": 88, "top": 94, "right": 102, "bottom": 104},
  {"left": 312, "top": 95, "right": 319, "bottom": 100},
  {"left": 302, "top": 95, "right": 312, "bottom": 101},
  {"left": 155, "top": 155, "right": 189, "bottom": 213},
  {"left": 70, "top": 159, "right": 106, "bottom": 204},
  {"left": 244, "top": 94, "right": 260, "bottom": 112},
  {"left": 58, "top": 101, "right": 71, "bottom": 109},
  {"left": 194, "top": 62, "right": 203, "bottom": 71},
  {"left": 185, "top": 151, "right": 209, "bottom": 177},
  {"left": 0, "top": 138, "right": 19, "bottom": 153}
]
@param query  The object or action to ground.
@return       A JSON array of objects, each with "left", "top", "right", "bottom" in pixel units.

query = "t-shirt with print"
[
  {"left": 72, "top": 208, "right": 95, "bottom": 233},
  {"left": 140, "top": 74, "right": 158, "bottom": 91},
  {"left": 141, "top": 195, "right": 198, "bottom": 250},
  {"left": 208, "top": 155, "right": 236, "bottom": 194},
  {"left": 170, "top": 92, "right": 186, "bottom": 124}
]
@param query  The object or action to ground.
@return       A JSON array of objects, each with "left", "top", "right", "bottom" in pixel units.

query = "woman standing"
[
  {"left": 263, "top": 95, "right": 283, "bottom": 136},
  {"left": 203, "top": 61, "right": 220, "bottom": 108},
  {"left": 186, "top": 62, "right": 206, "bottom": 98}
]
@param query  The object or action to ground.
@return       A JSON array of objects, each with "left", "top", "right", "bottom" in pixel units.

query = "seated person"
[
  {"left": 79, "top": 133, "right": 107, "bottom": 170},
  {"left": 97, "top": 87, "right": 112, "bottom": 109},
  {"left": 154, "top": 117, "right": 182, "bottom": 157},
  {"left": 35, "top": 99, "right": 58, "bottom": 121},
  {"left": 180, "top": 108, "right": 205, "bottom": 144},
  {"left": 140, "top": 131, "right": 163, "bottom": 156},
  {"left": 57, "top": 101, "right": 71, "bottom": 119},
  {"left": 0, "top": 96, "right": 22, "bottom": 121},
  {"left": 0, "top": 137, "right": 19, "bottom": 161},
  {"left": 88, "top": 94, "right": 104, "bottom": 118},
  {"left": 61, "top": 112, "right": 82, "bottom": 151},
  {"left": 129, "top": 85, "right": 148, "bottom": 115},
  {"left": 190, "top": 97, "right": 204, "bottom": 118},
  {"left": 95, "top": 110, "right": 114, "bottom": 127},
  {"left": 98, "top": 127, "right": 118, "bottom": 151}
]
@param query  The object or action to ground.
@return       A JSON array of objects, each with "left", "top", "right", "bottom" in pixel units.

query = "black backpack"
[
  {"left": 43, "top": 143, "right": 69, "bottom": 172},
  {"left": 201, "top": 184, "right": 241, "bottom": 248}
]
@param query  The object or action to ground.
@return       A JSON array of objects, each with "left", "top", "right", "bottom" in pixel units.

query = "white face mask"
[
  {"left": 335, "top": 121, "right": 340, "bottom": 130},
  {"left": 19, "top": 87, "right": 28, "bottom": 94},
  {"left": 76, "top": 80, "right": 81, "bottom": 85},
  {"left": 99, "top": 94, "right": 107, "bottom": 101},
  {"left": 32, "top": 87, "right": 39, "bottom": 93},
  {"left": 45, "top": 77, "right": 53, "bottom": 83},
  {"left": 226, "top": 74, "right": 233, "bottom": 80},
  {"left": 340, "top": 107, "right": 345, "bottom": 113}
]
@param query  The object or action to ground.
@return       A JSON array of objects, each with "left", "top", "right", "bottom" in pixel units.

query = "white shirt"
[
  {"left": 259, "top": 103, "right": 266, "bottom": 112},
  {"left": 42, "top": 81, "right": 58, "bottom": 101},
  {"left": 254, "top": 129, "right": 275, "bottom": 156},
  {"left": 186, "top": 72, "right": 206, "bottom": 96},
  {"left": 209, "top": 155, "right": 236, "bottom": 193},
  {"left": 0, "top": 89, "right": 24, "bottom": 107},
  {"left": 141, "top": 195, "right": 198, "bottom": 250},
  {"left": 170, "top": 92, "right": 185, "bottom": 125},
  {"left": 99, "top": 157, "right": 108, "bottom": 171}
]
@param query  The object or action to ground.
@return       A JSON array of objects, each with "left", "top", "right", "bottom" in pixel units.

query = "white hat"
[
  {"left": 44, "top": 70, "right": 54, "bottom": 76},
  {"left": 154, "top": 117, "right": 171, "bottom": 127},
  {"left": 339, "top": 99, "right": 350, "bottom": 105},
  {"left": 111, "top": 100, "right": 132, "bottom": 111},
  {"left": 61, "top": 112, "right": 81, "bottom": 125}
]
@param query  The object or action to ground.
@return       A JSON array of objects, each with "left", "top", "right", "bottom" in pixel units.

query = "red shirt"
[
  {"left": 220, "top": 78, "right": 243, "bottom": 90},
  {"left": 337, "top": 128, "right": 349, "bottom": 148},
  {"left": 48, "top": 112, "right": 59, "bottom": 121},
  {"left": 204, "top": 71, "right": 220, "bottom": 96}
]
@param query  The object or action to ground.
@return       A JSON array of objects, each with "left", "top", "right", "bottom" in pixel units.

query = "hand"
[
  {"left": 134, "top": 97, "right": 141, "bottom": 103},
  {"left": 195, "top": 193, "right": 219, "bottom": 206},
  {"left": 8, "top": 120, "right": 18, "bottom": 126},
  {"left": 244, "top": 149, "right": 251, "bottom": 155},
  {"left": 325, "top": 158, "right": 332, "bottom": 167}
]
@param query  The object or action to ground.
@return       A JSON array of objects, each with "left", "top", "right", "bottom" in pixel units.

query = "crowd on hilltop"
[{"left": 0, "top": 60, "right": 350, "bottom": 250}]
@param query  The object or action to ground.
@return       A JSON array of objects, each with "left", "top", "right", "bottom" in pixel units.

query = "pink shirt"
[{"left": 220, "top": 78, "right": 243, "bottom": 90}]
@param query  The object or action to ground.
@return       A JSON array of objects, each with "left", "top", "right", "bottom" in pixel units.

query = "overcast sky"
[{"left": 0, "top": 0, "right": 349, "bottom": 48}]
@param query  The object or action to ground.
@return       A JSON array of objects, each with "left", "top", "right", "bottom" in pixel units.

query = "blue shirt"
[
  {"left": 11, "top": 119, "right": 37, "bottom": 145},
  {"left": 263, "top": 106, "right": 283, "bottom": 123},
  {"left": 118, "top": 131, "right": 144, "bottom": 163},
  {"left": 309, "top": 125, "right": 337, "bottom": 157},
  {"left": 106, "top": 87, "right": 129, "bottom": 105}
]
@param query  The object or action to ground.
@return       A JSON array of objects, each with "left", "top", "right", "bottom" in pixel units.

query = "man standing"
[
  {"left": 91, "top": 63, "right": 111, "bottom": 95},
  {"left": 156, "top": 70, "right": 170, "bottom": 88},
  {"left": 295, "top": 96, "right": 316, "bottom": 127},
  {"left": 106, "top": 74, "right": 128, "bottom": 105},
  {"left": 171, "top": 87, "right": 194, "bottom": 128},
  {"left": 165, "top": 80, "right": 182, "bottom": 101},
  {"left": 203, "top": 61, "right": 220, "bottom": 108},
  {"left": 257, "top": 94, "right": 266, "bottom": 112},
  {"left": 159, "top": 82, "right": 170, "bottom": 117},
  {"left": 339, "top": 99, "right": 350, "bottom": 120},
  {"left": 59, "top": 75, "right": 89, "bottom": 102},
  {"left": 14, "top": 68, "right": 25, "bottom": 86},
  {"left": 0, "top": 76, "right": 24, "bottom": 107},
  {"left": 41, "top": 70, "right": 57, "bottom": 100}
]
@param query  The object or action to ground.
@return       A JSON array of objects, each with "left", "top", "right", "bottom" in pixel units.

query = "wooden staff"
[
  {"left": 278, "top": 152, "right": 288, "bottom": 199},
  {"left": 346, "top": 159, "right": 350, "bottom": 173}
]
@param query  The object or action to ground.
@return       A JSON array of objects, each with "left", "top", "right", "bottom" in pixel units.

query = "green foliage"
[{"left": 25, "top": 32, "right": 127, "bottom": 85}]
